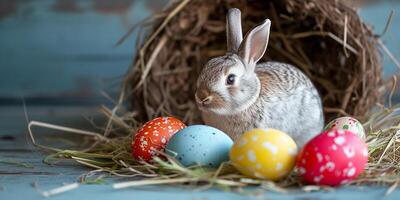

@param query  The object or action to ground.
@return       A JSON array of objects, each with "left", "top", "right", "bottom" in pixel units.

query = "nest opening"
[{"left": 125, "top": 0, "right": 382, "bottom": 125}]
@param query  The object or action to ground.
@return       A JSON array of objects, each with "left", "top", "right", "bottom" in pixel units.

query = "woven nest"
[{"left": 124, "top": 0, "right": 382, "bottom": 124}]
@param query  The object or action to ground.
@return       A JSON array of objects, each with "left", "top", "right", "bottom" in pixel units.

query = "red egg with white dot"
[
  {"left": 296, "top": 129, "right": 368, "bottom": 186},
  {"left": 131, "top": 117, "right": 186, "bottom": 162}
]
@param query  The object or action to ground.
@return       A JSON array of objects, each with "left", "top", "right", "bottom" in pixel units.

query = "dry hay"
[{"left": 27, "top": 105, "right": 400, "bottom": 193}]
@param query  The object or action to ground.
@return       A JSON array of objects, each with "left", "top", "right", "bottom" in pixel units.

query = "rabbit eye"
[{"left": 226, "top": 74, "right": 236, "bottom": 85}]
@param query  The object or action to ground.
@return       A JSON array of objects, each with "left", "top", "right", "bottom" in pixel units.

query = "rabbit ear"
[
  {"left": 238, "top": 19, "right": 271, "bottom": 71},
  {"left": 226, "top": 8, "right": 243, "bottom": 53}
]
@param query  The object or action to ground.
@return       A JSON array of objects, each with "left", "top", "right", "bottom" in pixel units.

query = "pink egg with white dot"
[{"left": 296, "top": 129, "right": 368, "bottom": 186}]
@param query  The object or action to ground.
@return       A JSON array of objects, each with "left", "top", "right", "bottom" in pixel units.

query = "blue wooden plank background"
[
  {"left": 0, "top": 0, "right": 399, "bottom": 199},
  {"left": 0, "top": 0, "right": 399, "bottom": 100},
  {"left": 360, "top": 1, "right": 400, "bottom": 78},
  {"left": 0, "top": 0, "right": 166, "bottom": 99}
]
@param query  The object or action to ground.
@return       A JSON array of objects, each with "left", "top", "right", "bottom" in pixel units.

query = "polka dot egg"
[
  {"left": 131, "top": 117, "right": 186, "bottom": 162},
  {"left": 296, "top": 129, "right": 368, "bottom": 186},
  {"left": 325, "top": 117, "right": 365, "bottom": 139},
  {"left": 229, "top": 129, "right": 298, "bottom": 181}
]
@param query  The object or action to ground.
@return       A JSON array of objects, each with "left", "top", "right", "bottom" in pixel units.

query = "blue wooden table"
[{"left": 0, "top": 0, "right": 400, "bottom": 199}]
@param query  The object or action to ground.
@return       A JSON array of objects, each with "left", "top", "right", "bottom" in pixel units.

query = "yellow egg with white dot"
[{"left": 229, "top": 128, "right": 298, "bottom": 181}]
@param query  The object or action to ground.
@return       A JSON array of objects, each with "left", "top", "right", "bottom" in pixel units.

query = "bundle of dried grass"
[
  {"left": 27, "top": 105, "right": 400, "bottom": 193},
  {"left": 124, "top": 0, "right": 382, "bottom": 124}
]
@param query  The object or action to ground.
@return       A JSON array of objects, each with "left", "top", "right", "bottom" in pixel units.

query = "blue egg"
[{"left": 166, "top": 125, "right": 233, "bottom": 167}]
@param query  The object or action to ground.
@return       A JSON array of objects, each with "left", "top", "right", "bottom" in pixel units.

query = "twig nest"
[{"left": 125, "top": 0, "right": 382, "bottom": 124}]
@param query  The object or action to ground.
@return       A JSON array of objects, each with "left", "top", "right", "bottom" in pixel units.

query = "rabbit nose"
[
  {"left": 195, "top": 90, "right": 213, "bottom": 105},
  {"left": 200, "top": 96, "right": 213, "bottom": 105}
]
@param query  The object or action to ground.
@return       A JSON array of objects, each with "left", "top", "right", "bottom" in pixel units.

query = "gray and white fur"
[{"left": 195, "top": 8, "right": 324, "bottom": 147}]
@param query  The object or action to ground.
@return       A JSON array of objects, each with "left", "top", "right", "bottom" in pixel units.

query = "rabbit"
[{"left": 195, "top": 8, "right": 324, "bottom": 147}]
